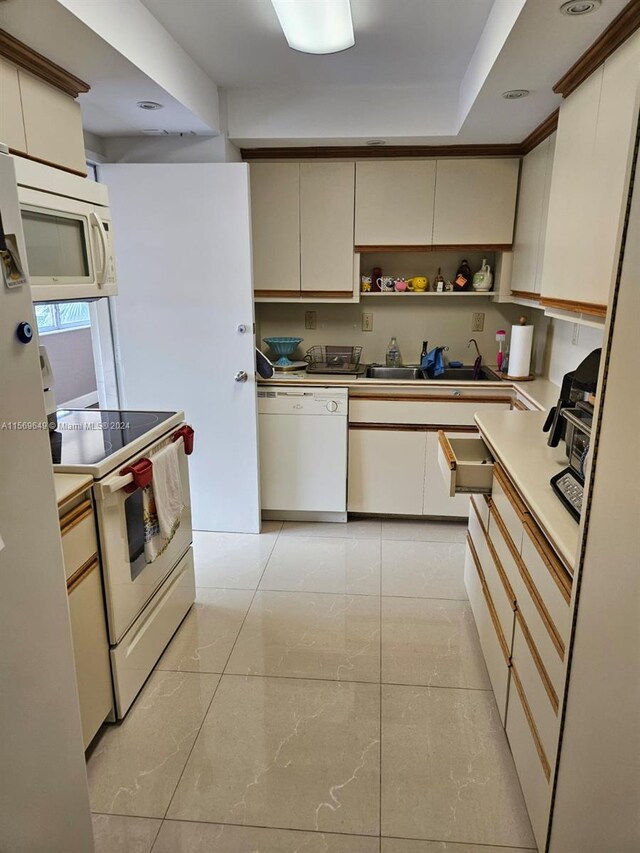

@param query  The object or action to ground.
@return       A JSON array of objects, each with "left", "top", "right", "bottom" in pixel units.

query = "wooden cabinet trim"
[
  {"left": 349, "top": 423, "right": 479, "bottom": 433},
  {"left": 523, "top": 517, "right": 572, "bottom": 603},
  {"left": 553, "top": 1, "right": 640, "bottom": 98},
  {"left": 354, "top": 243, "right": 513, "bottom": 253},
  {"left": 472, "top": 498, "right": 517, "bottom": 609},
  {"left": 351, "top": 393, "right": 513, "bottom": 404},
  {"left": 0, "top": 29, "right": 90, "bottom": 98},
  {"left": 515, "top": 609, "right": 560, "bottom": 714},
  {"left": 540, "top": 296, "right": 607, "bottom": 317},
  {"left": 467, "top": 533, "right": 511, "bottom": 664},
  {"left": 520, "top": 110, "right": 560, "bottom": 155},
  {"left": 512, "top": 400, "right": 528, "bottom": 411},
  {"left": 490, "top": 502, "right": 566, "bottom": 660},
  {"left": 510, "top": 290, "right": 542, "bottom": 301},
  {"left": 58, "top": 485, "right": 93, "bottom": 512},
  {"left": 66, "top": 555, "right": 99, "bottom": 594},
  {"left": 510, "top": 662, "right": 552, "bottom": 781},
  {"left": 494, "top": 463, "right": 529, "bottom": 522},
  {"left": 60, "top": 499, "right": 93, "bottom": 536},
  {"left": 438, "top": 430, "right": 457, "bottom": 470},
  {"left": 300, "top": 290, "right": 354, "bottom": 299},
  {"left": 8, "top": 148, "right": 87, "bottom": 179}
]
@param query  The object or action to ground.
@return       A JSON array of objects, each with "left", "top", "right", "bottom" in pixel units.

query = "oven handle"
[{"left": 94, "top": 435, "right": 188, "bottom": 498}]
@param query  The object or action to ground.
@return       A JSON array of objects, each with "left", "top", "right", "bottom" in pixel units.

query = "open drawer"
[{"left": 437, "top": 431, "right": 495, "bottom": 497}]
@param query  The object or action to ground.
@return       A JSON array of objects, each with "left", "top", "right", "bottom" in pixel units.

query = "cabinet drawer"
[
  {"left": 67, "top": 560, "right": 113, "bottom": 748},
  {"left": 349, "top": 397, "right": 511, "bottom": 426},
  {"left": 512, "top": 615, "right": 560, "bottom": 764},
  {"left": 471, "top": 493, "right": 491, "bottom": 529},
  {"left": 468, "top": 497, "right": 515, "bottom": 646},
  {"left": 521, "top": 519, "right": 572, "bottom": 638},
  {"left": 492, "top": 466, "right": 527, "bottom": 552},
  {"left": 60, "top": 499, "right": 98, "bottom": 581},
  {"left": 438, "top": 432, "right": 494, "bottom": 497},
  {"left": 506, "top": 663, "right": 552, "bottom": 851},
  {"left": 464, "top": 536, "right": 510, "bottom": 722},
  {"left": 489, "top": 504, "right": 566, "bottom": 695}
]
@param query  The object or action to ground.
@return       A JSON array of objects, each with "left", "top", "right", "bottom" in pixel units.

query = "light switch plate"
[
  {"left": 472, "top": 312, "right": 485, "bottom": 332},
  {"left": 362, "top": 312, "right": 373, "bottom": 332},
  {"left": 305, "top": 311, "right": 317, "bottom": 330}
]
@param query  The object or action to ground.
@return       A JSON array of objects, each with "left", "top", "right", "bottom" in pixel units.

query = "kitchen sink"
[
  {"left": 365, "top": 366, "right": 425, "bottom": 380},
  {"left": 364, "top": 364, "right": 501, "bottom": 381}
]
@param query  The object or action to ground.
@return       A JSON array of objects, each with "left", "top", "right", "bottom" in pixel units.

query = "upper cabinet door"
[
  {"left": 511, "top": 135, "right": 556, "bottom": 296},
  {"left": 433, "top": 159, "right": 519, "bottom": 246},
  {"left": 19, "top": 70, "right": 86, "bottom": 175},
  {"left": 355, "top": 160, "right": 436, "bottom": 246},
  {"left": 300, "top": 162, "right": 355, "bottom": 295},
  {"left": 250, "top": 163, "right": 300, "bottom": 295},
  {"left": 0, "top": 58, "right": 27, "bottom": 153}
]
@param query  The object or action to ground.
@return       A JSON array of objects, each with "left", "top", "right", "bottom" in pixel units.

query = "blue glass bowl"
[{"left": 263, "top": 337, "right": 304, "bottom": 367}]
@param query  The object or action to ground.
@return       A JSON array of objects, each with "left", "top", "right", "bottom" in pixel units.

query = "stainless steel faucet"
[{"left": 468, "top": 338, "right": 481, "bottom": 359}]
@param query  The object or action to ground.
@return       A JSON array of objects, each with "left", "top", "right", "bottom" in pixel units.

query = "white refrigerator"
[{"left": 0, "top": 151, "right": 94, "bottom": 850}]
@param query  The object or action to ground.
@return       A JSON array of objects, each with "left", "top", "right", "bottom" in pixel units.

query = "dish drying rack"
[{"left": 304, "top": 345, "right": 365, "bottom": 375}]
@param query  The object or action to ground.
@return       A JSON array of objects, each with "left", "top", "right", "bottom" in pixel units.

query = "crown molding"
[{"left": 0, "top": 28, "right": 90, "bottom": 98}]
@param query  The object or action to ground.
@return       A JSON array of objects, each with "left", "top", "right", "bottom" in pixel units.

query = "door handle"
[
  {"left": 89, "top": 211, "right": 108, "bottom": 286},
  {"left": 235, "top": 371, "right": 248, "bottom": 383}
]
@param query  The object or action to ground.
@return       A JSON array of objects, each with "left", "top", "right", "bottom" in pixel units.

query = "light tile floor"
[{"left": 89, "top": 518, "right": 537, "bottom": 853}]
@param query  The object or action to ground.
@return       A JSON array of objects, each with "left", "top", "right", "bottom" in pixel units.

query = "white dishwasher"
[{"left": 258, "top": 386, "right": 348, "bottom": 521}]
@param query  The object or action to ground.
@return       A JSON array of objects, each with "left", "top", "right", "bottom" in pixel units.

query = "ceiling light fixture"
[
  {"left": 136, "top": 100, "right": 164, "bottom": 110},
  {"left": 270, "top": 0, "right": 355, "bottom": 55},
  {"left": 559, "top": 0, "right": 601, "bottom": 15},
  {"left": 502, "top": 89, "right": 530, "bottom": 100}
]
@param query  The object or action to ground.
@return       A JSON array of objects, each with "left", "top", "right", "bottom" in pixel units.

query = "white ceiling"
[
  {"left": 0, "top": 0, "right": 632, "bottom": 146},
  {"left": 139, "top": 0, "right": 496, "bottom": 89}
]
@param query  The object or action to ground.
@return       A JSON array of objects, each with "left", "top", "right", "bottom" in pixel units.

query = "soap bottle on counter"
[{"left": 386, "top": 336, "right": 402, "bottom": 367}]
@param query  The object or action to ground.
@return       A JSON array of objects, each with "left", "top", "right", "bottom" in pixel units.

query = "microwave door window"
[
  {"left": 124, "top": 489, "right": 147, "bottom": 581},
  {"left": 21, "top": 209, "right": 90, "bottom": 279}
]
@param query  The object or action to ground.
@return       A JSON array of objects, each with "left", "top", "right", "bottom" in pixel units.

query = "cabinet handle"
[{"left": 67, "top": 555, "right": 99, "bottom": 593}]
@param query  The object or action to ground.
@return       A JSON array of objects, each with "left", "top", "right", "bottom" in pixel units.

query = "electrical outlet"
[
  {"left": 571, "top": 323, "right": 580, "bottom": 345},
  {"left": 472, "top": 312, "right": 485, "bottom": 332},
  {"left": 361, "top": 312, "right": 373, "bottom": 332},
  {"left": 305, "top": 310, "right": 317, "bottom": 330}
]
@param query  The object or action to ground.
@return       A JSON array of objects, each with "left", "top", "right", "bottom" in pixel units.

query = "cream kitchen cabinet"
[
  {"left": 19, "top": 70, "right": 86, "bottom": 175},
  {"left": 251, "top": 161, "right": 356, "bottom": 299},
  {"left": 432, "top": 159, "right": 520, "bottom": 246},
  {"left": 57, "top": 479, "right": 113, "bottom": 749},
  {"left": 300, "top": 162, "right": 355, "bottom": 295},
  {"left": 540, "top": 30, "right": 640, "bottom": 316},
  {"left": 510, "top": 134, "right": 556, "bottom": 300},
  {"left": 0, "top": 57, "right": 27, "bottom": 153},
  {"left": 250, "top": 162, "right": 301, "bottom": 296},
  {"left": 354, "top": 160, "right": 436, "bottom": 246}
]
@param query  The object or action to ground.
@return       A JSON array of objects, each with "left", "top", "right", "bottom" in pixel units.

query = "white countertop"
[
  {"left": 474, "top": 410, "right": 579, "bottom": 570},
  {"left": 54, "top": 473, "right": 93, "bottom": 508},
  {"left": 259, "top": 372, "right": 560, "bottom": 412}
]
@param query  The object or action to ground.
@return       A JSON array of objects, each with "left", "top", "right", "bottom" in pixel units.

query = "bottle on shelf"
[
  {"left": 386, "top": 336, "right": 402, "bottom": 367},
  {"left": 434, "top": 268, "right": 445, "bottom": 292},
  {"left": 454, "top": 259, "right": 472, "bottom": 291}
]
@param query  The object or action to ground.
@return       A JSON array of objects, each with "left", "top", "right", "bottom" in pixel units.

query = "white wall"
[
  {"left": 102, "top": 133, "right": 241, "bottom": 164},
  {"left": 544, "top": 319, "right": 604, "bottom": 385}
]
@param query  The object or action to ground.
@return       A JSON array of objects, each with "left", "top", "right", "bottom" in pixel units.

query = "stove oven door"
[{"left": 93, "top": 429, "right": 193, "bottom": 643}]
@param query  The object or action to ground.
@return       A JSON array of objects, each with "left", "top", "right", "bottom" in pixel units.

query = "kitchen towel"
[
  {"left": 506, "top": 324, "right": 534, "bottom": 379},
  {"left": 143, "top": 440, "right": 184, "bottom": 563},
  {"left": 421, "top": 347, "right": 445, "bottom": 378}
]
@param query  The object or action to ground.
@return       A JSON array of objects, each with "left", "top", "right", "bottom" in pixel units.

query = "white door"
[
  {"left": 101, "top": 164, "right": 260, "bottom": 533},
  {"left": 0, "top": 153, "right": 94, "bottom": 851}
]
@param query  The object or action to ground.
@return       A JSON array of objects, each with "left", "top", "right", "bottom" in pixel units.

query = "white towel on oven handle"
[{"left": 143, "top": 440, "right": 184, "bottom": 563}]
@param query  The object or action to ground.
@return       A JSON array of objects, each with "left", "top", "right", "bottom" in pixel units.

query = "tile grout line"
[
  {"left": 157, "top": 522, "right": 284, "bottom": 828},
  {"left": 193, "top": 585, "right": 468, "bottom": 602}
]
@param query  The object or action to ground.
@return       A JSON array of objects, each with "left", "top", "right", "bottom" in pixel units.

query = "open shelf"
[{"left": 360, "top": 291, "right": 495, "bottom": 297}]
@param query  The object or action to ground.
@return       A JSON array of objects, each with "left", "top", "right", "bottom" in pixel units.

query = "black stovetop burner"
[{"left": 49, "top": 409, "right": 176, "bottom": 466}]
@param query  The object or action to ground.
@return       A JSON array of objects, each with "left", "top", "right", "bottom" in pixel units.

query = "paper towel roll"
[{"left": 506, "top": 324, "right": 533, "bottom": 378}]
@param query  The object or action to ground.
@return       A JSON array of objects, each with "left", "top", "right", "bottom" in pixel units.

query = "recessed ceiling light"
[
  {"left": 136, "top": 100, "right": 164, "bottom": 110},
  {"left": 366, "top": 140, "right": 386, "bottom": 146},
  {"left": 559, "top": 0, "right": 601, "bottom": 15},
  {"left": 502, "top": 89, "right": 530, "bottom": 100},
  {"left": 270, "top": 0, "right": 355, "bottom": 55}
]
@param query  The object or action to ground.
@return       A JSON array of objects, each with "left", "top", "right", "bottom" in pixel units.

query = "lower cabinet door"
[
  {"left": 68, "top": 561, "right": 113, "bottom": 748},
  {"left": 506, "top": 664, "right": 552, "bottom": 851},
  {"left": 348, "top": 427, "right": 426, "bottom": 515},
  {"left": 463, "top": 538, "right": 511, "bottom": 722}
]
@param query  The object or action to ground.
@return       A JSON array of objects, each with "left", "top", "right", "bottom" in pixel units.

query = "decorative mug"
[
  {"left": 377, "top": 276, "right": 395, "bottom": 292},
  {"left": 407, "top": 276, "right": 428, "bottom": 292},
  {"left": 360, "top": 275, "right": 372, "bottom": 292},
  {"left": 394, "top": 278, "right": 408, "bottom": 292}
]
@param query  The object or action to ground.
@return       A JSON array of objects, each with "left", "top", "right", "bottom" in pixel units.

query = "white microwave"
[{"left": 14, "top": 158, "right": 118, "bottom": 302}]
